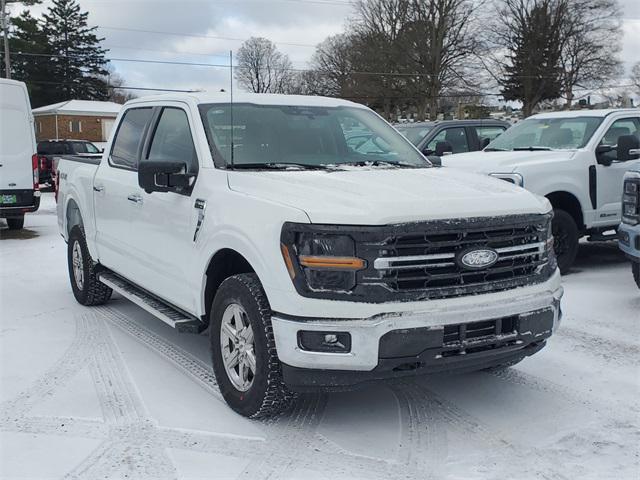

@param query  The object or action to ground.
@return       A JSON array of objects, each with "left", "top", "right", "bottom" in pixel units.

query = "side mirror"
[
  {"left": 138, "top": 161, "right": 194, "bottom": 194},
  {"left": 435, "top": 141, "right": 453, "bottom": 157},
  {"left": 480, "top": 137, "right": 491, "bottom": 149},
  {"left": 426, "top": 155, "right": 441, "bottom": 166},
  {"left": 595, "top": 144, "right": 614, "bottom": 166},
  {"left": 617, "top": 134, "right": 640, "bottom": 161}
]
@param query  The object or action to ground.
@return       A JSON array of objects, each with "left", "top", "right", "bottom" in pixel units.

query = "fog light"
[{"left": 298, "top": 331, "right": 351, "bottom": 353}]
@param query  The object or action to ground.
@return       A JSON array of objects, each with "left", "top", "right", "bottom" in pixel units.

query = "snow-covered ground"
[{"left": 1, "top": 193, "right": 638, "bottom": 480}]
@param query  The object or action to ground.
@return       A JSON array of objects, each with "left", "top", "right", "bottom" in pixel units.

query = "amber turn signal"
[
  {"left": 298, "top": 255, "right": 366, "bottom": 270},
  {"left": 280, "top": 244, "right": 296, "bottom": 279}
]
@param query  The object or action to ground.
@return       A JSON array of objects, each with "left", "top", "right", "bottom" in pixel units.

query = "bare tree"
[
  {"left": 559, "top": 0, "right": 622, "bottom": 108},
  {"left": 490, "top": 0, "right": 568, "bottom": 117},
  {"left": 305, "top": 34, "right": 355, "bottom": 97},
  {"left": 349, "top": 0, "right": 480, "bottom": 120},
  {"left": 235, "top": 37, "right": 295, "bottom": 94},
  {"left": 632, "top": 62, "right": 640, "bottom": 97}
]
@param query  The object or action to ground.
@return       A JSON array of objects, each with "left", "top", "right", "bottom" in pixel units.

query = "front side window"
[
  {"left": 146, "top": 108, "right": 197, "bottom": 170},
  {"left": 110, "top": 108, "right": 153, "bottom": 169},
  {"left": 425, "top": 127, "right": 470, "bottom": 154},
  {"left": 200, "top": 104, "right": 430, "bottom": 169},
  {"left": 598, "top": 118, "right": 640, "bottom": 162},
  {"left": 476, "top": 126, "right": 506, "bottom": 146},
  {"left": 488, "top": 117, "right": 602, "bottom": 151},
  {"left": 394, "top": 125, "right": 433, "bottom": 146}
]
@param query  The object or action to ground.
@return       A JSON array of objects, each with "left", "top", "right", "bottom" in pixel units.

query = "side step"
[{"left": 98, "top": 271, "right": 204, "bottom": 334}]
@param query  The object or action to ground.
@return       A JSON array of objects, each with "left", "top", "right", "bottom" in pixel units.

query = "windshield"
[
  {"left": 70, "top": 142, "right": 100, "bottom": 154},
  {"left": 200, "top": 103, "right": 430, "bottom": 169},
  {"left": 487, "top": 117, "right": 603, "bottom": 151},
  {"left": 394, "top": 124, "right": 433, "bottom": 146}
]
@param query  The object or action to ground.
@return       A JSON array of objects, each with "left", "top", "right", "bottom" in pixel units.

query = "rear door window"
[{"left": 110, "top": 107, "right": 153, "bottom": 170}]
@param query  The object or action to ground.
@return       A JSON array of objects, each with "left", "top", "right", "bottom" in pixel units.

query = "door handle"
[
  {"left": 93, "top": 185, "right": 104, "bottom": 192},
  {"left": 127, "top": 194, "right": 143, "bottom": 204}
]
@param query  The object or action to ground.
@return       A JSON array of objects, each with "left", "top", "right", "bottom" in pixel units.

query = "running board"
[{"left": 98, "top": 272, "right": 204, "bottom": 333}]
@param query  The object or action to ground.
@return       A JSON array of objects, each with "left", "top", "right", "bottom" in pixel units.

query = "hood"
[
  {"left": 441, "top": 150, "right": 576, "bottom": 174},
  {"left": 227, "top": 167, "right": 550, "bottom": 225}
]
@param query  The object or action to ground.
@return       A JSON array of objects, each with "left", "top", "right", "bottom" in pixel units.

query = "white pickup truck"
[
  {"left": 56, "top": 93, "right": 563, "bottom": 418},
  {"left": 441, "top": 109, "right": 640, "bottom": 272}
]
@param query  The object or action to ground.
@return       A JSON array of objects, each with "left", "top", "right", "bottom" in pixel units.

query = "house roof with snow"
[{"left": 32, "top": 100, "right": 122, "bottom": 117}]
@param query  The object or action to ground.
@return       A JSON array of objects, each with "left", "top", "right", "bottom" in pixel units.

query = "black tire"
[
  {"left": 6, "top": 216, "right": 24, "bottom": 230},
  {"left": 210, "top": 273, "right": 295, "bottom": 418},
  {"left": 633, "top": 263, "right": 640, "bottom": 289},
  {"left": 552, "top": 209, "right": 579, "bottom": 274},
  {"left": 67, "top": 226, "right": 112, "bottom": 306}
]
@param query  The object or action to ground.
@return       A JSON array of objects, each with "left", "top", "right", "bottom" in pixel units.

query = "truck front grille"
[{"left": 357, "top": 214, "right": 553, "bottom": 301}]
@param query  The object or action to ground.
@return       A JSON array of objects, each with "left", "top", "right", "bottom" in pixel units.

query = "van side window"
[
  {"left": 146, "top": 108, "right": 197, "bottom": 171},
  {"left": 110, "top": 108, "right": 153, "bottom": 170}
]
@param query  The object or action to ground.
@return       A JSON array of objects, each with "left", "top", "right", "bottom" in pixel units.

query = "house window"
[{"left": 69, "top": 120, "right": 82, "bottom": 133}]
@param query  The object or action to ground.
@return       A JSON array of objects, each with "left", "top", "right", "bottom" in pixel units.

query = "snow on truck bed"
[{"left": 0, "top": 193, "right": 638, "bottom": 480}]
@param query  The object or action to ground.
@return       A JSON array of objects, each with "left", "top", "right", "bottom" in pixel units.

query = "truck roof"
[
  {"left": 531, "top": 108, "right": 640, "bottom": 119},
  {"left": 125, "top": 92, "right": 366, "bottom": 109}
]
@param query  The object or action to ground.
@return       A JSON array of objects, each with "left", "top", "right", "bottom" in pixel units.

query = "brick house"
[{"left": 32, "top": 100, "right": 123, "bottom": 144}]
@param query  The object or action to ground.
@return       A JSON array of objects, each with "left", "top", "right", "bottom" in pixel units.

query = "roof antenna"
[{"left": 229, "top": 50, "right": 235, "bottom": 168}]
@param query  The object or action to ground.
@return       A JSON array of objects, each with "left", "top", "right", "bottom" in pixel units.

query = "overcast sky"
[{"left": 22, "top": 0, "right": 640, "bottom": 98}]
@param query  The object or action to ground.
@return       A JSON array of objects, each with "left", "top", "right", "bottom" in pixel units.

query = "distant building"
[{"left": 32, "top": 100, "right": 122, "bottom": 143}]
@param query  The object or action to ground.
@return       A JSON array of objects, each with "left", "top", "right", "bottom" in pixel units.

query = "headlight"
[
  {"left": 489, "top": 173, "right": 524, "bottom": 187},
  {"left": 622, "top": 176, "right": 640, "bottom": 225},
  {"left": 546, "top": 215, "right": 557, "bottom": 271},
  {"left": 280, "top": 227, "right": 366, "bottom": 293}
]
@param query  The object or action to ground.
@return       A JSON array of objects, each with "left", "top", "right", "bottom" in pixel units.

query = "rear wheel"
[
  {"left": 210, "top": 273, "right": 295, "bottom": 418},
  {"left": 633, "top": 262, "right": 640, "bottom": 289},
  {"left": 552, "top": 209, "right": 579, "bottom": 274},
  {"left": 6, "top": 216, "right": 24, "bottom": 230},
  {"left": 67, "top": 226, "right": 112, "bottom": 306}
]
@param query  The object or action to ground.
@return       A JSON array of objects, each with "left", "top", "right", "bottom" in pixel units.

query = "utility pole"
[{"left": 1, "top": 0, "right": 10, "bottom": 79}]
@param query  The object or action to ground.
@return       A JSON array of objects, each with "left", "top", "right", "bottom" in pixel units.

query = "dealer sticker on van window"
[{"left": 0, "top": 195, "right": 17, "bottom": 204}]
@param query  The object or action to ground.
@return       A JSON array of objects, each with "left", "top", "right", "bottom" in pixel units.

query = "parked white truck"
[
  {"left": 441, "top": 109, "right": 640, "bottom": 272},
  {"left": 56, "top": 93, "right": 563, "bottom": 418}
]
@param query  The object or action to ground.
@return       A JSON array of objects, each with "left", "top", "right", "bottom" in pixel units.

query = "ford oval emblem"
[{"left": 458, "top": 248, "right": 499, "bottom": 270}]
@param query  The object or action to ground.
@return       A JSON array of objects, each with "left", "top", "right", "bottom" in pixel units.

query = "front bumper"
[
  {"left": 618, "top": 223, "right": 640, "bottom": 261},
  {"left": 271, "top": 278, "right": 563, "bottom": 388}
]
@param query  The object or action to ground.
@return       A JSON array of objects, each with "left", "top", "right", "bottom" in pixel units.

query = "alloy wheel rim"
[
  {"left": 220, "top": 303, "right": 256, "bottom": 392},
  {"left": 72, "top": 241, "right": 84, "bottom": 290}
]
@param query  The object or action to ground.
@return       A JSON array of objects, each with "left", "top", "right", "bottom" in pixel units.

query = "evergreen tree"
[
  {"left": 7, "top": 10, "right": 53, "bottom": 107},
  {"left": 41, "top": 0, "right": 109, "bottom": 102}
]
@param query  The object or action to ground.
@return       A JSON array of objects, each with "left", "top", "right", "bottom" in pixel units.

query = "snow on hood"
[
  {"left": 441, "top": 149, "right": 577, "bottom": 174},
  {"left": 227, "top": 167, "right": 551, "bottom": 225}
]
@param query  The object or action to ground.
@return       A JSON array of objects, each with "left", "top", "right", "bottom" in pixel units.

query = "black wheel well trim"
[
  {"left": 202, "top": 248, "right": 257, "bottom": 323},
  {"left": 66, "top": 198, "right": 84, "bottom": 236},
  {"left": 545, "top": 191, "right": 585, "bottom": 230}
]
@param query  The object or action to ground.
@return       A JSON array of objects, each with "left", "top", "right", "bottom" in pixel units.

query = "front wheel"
[
  {"left": 6, "top": 216, "right": 24, "bottom": 230},
  {"left": 67, "top": 226, "right": 112, "bottom": 306},
  {"left": 633, "top": 262, "right": 640, "bottom": 289},
  {"left": 210, "top": 273, "right": 295, "bottom": 418},
  {"left": 552, "top": 209, "right": 579, "bottom": 274}
]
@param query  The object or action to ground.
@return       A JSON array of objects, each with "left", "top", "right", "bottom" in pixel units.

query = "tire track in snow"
[
  {"left": 95, "top": 305, "right": 222, "bottom": 401},
  {"left": 392, "top": 380, "right": 446, "bottom": 479},
  {"left": 555, "top": 326, "right": 640, "bottom": 365},
  {"left": 409, "top": 380, "right": 573, "bottom": 480},
  {"left": 63, "top": 312, "right": 178, "bottom": 480}
]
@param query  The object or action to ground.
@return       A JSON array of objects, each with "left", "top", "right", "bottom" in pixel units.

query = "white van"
[{"left": 0, "top": 79, "right": 40, "bottom": 230}]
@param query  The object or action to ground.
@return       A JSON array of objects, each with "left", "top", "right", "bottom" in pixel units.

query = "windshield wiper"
[
  {"left": 337, "top": 160, "right": 425, "bottom": 168},
  {"left": 513, "top": 146, "right": 552, "bottom": 151},
  {"left": 227, "top": 162, "right": 329, "bottom": 170},
  {"left": 484, "top": 147, "right": 507, "bottom": 152}
]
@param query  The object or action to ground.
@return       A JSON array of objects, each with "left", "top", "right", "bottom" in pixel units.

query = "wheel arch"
[
  {"left": 202, "top": 248, "right": 257, "bottom": 324},
  {"left": 65, "top": 198, "right": 84, "bottom": 236},
  {"left": 546, "top": 191, "right": 585, "bottom": 231}
]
